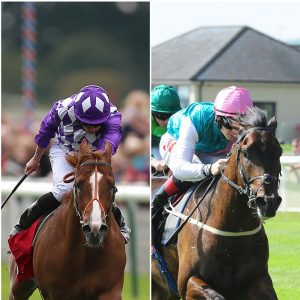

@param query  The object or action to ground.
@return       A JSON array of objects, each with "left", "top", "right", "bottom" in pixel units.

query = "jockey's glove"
[{"left": 210, "top": 158, "right": 228, "bottom": 176}]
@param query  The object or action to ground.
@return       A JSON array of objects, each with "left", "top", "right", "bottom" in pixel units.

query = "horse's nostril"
[
  {"left": 256, "top": 197, "right": 266, "bottom": 207},
  {"left": 273, "top": 196, "right": 282, "bottom": 209},
  {"left": 100, "top": 224, "right": 108, "bottom": 232},
  {"left": 82, "top": 224, "right": 91, "bottom": 233}
]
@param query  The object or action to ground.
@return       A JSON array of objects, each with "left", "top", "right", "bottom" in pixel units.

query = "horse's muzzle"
[
  {"left": 82, "top": 223, "right": 108, "bottom": 247},
  {"left": 256, "top": 194, "right": 282, "bottom": 218}
]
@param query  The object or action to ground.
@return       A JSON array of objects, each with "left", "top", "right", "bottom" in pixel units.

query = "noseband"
[
  {"left": 221, "top": 127, "right": 279, "bottom": 208},
  {"left": 73, "top": 160, "right": 115, "bottom": 228}
]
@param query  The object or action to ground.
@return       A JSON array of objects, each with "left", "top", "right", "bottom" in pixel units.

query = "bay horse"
[
  {"left": 152, "top": 107, "right": 282, "bottom": 300},
  {"left": 9, "top": 140, "right": 126, "bottom": 300}
]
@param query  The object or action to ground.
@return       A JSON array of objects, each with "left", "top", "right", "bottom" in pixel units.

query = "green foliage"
[
  {"left": 281, "top": 143, "right": 292, "bottom": 155},
  {"left": 2, "top": 2, "right": 150, "bottom": 105}
]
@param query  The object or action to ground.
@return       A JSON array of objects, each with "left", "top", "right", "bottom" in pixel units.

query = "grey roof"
[{"left": 152, "top": 26, "right": 300, "bottom": 83}]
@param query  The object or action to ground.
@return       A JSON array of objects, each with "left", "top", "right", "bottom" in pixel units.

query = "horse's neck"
[
  {"left": 60, "top": 198, "right": 85, "bottom": 248},
  {"left": 211, "top": 161, "right": 259, "bottom": 229}
]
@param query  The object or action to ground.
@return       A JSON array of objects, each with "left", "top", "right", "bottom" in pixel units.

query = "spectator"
[{"left": 112, "top": 90, "right": 150, "bottom": 183}]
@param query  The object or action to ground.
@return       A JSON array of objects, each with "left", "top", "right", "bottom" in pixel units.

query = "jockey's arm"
[
  {"left": 25, "top": 145, "right": 46, "bottom": 175},
  {"left": 169, "top": 117, "right": 210, "bottom": 182},
  {"left": 97, "top": 112, "right": 122, "bottom": 155}
]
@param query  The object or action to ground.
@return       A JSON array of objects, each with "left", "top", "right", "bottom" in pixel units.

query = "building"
[{"left": 152, "top": 26, "right": 300, "bottom": 142}]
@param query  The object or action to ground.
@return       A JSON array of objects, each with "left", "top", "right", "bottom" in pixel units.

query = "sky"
[{"left": 151, "top": 0, "right": 300, "bottom": 46}]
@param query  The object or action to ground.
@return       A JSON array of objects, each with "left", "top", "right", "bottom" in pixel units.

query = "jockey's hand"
[
  {"left": 151, "top": 157, "right": 168, "bottom": 172},
  {"left": 156, "top": 160, "right": 168, "bottom": 172},
  {"left": 25, "top": 156, "right": 40, "bottom": 175},
  {"left": 211, "top": 158, "right": 228, "bottom": 176}
]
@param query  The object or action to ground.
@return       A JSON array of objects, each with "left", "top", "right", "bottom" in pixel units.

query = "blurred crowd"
[{"left": 1, "top": 90, "right": 150, "bottom": 185}]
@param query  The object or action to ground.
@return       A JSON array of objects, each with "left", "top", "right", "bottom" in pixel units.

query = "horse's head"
[
  {"left": 224, "top": 107, "right": 283, "bottom": 220},
  {"left": 65, "top": 139, "right": 116, "bottom": 247}
]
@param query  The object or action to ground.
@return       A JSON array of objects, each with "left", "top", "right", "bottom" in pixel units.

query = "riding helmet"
[
  {"left": 151, "top": 85, "right": 181, "bottom": 113},
  {"left": 214, "top": 86, "right": 253, "bottom": 117},
  {"left": 74, "top": 85, "right": 111, "bottom": 124}
]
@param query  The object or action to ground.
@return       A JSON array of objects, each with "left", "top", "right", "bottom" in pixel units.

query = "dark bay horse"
[
  {"left": 9, "top": 140, "right": 126, "bottom": 300},
  {"left": 152, "top": 108, "right": 282, "bottom": 300}
]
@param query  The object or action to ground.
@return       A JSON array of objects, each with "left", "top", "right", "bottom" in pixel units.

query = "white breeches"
[{"left": 49, "top": 143, "right": 74, "bottom": 201}]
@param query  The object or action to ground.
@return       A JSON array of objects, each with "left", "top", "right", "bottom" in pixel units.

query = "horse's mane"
[
  {"left": 61, "top": 151, "right": 107, "bottom": 205},
  {"left": 66, "top": 150, "right": 105, "bottom": 168},
  {"left": 77, "top": 151, "right": 104, "bottom": 166},
  {"left": 238, "top": 106, "right": 268, "bottom": 128}
]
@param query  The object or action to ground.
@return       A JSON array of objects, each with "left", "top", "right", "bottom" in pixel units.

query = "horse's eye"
[
  {"left": 242, "top": 150, "right": 248, "bottom": 159},
  {"left": 111, "top": 185, "right": 117, "bottom": 194}
]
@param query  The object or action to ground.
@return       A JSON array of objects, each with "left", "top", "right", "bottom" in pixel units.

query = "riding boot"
[
  {"left": 112, "top": 202, "right": 131, "bottom": 244},
  {"left": 10, "top": 192, "right": 60, "bottom": 236},
  {"left": 151, "top": 175, "right": 194, "bottom": 247}
]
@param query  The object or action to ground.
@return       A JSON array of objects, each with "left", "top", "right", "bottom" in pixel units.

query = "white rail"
[
  {"left": 280, "top": 155, "right": 300, "bottom": 165},
  {"left": 1, "top": 177, "right": 150, "bottom": 203},
  {"left": 280, "top": 155, "right": 300, "bottom": 212}
]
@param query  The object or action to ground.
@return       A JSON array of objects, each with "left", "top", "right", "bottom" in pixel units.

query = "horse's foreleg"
[
  {"left": 97, "top": 281, "right": 124, "bottom": 300},
  {"left": 186, "top": 276, "right": 225, "bottom": 300},
  {"left": 9, "top": 255, "right": 36, "bottom": 300},
  {"left": 239, "top": 273, "right": 277, "bottom": 300}
]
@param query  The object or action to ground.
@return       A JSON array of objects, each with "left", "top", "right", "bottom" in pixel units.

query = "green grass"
[
  {"left": 264, "top": 212, "right": 300, "bottom": 299},
  {"left": 1, "top": 266, "right": 150, "bottom": 300},
  {"left": 2, "top": 212, "right": 299, "bottom": 300}
]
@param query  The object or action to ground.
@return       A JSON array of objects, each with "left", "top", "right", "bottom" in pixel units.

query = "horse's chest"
[{"left": 197, "top": 234, "right": 268, "bottom": 288}]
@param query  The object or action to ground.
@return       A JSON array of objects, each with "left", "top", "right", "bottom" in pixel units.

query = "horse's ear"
[
  {"left": 104, "top": 141, "right": 112, "bottom": 163},
  {"left": 268, "top": 116, "right": 277, "bottom": 133},
  {"left": 80, "top": 138, "right": 92, "bottom": 155}
]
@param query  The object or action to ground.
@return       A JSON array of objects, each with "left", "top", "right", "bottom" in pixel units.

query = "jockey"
[
  {"left": 151, "top": 85, "right": 181, "bottom": 172},
  {"left": 152, "top": 86, "right": 254, "bottom": 235},
  {"left": 10, "top": 85, "right": 131, "bottom": 244}
]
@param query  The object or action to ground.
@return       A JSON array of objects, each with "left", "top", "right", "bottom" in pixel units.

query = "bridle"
[
  {"left": 64, "top": 160, "right": 116, "bottom": 228},
  {"left": 221, "top": 127, "right": 279, "bottom": 208}
]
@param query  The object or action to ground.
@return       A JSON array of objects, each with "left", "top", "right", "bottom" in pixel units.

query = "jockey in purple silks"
[{"left": 10, "top": 85, "right": 131, "bottom": 244}]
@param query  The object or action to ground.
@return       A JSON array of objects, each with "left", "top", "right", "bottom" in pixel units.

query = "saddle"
[
  {"left": 8, "top": 211, "right": 54, "bottom": 281},
  {"left": 155, "top": 188, "right": 195, "bottom": 248}
]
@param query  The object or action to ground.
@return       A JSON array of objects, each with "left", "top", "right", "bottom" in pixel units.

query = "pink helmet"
[{"left": 214, "top": 86, "right": 253, "bottom": 117}]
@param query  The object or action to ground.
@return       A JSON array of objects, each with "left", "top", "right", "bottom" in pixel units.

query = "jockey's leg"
[
  {"left": 112, "top": 202, "right": 131, "bottom": 244},
  {"left": 151, "top": 175, "right": 193, "bottom": 246},
  {"left": 10, "top": 192, "right": 60, "bottom": 236}
]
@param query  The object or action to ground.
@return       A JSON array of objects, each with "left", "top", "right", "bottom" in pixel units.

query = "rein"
[
  {"left": 221, "top": 127, "right": 278, "bottom": 208},
  {"left": 63, "top": 160, "right": 115, "bottom": 228}
]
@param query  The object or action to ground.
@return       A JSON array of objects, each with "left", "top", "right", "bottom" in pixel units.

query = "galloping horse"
[
  {"left": 152, "top": 108, "right": 282, "bottom": 300},
  {"left": 9, "top": 140, "right": 126, "bottom": 300}
]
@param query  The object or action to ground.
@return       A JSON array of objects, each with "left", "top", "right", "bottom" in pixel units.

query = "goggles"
[
  {"left": 222, "top": 117, "right": 234, "bottom": 130},
  {"left": 152, "top": 112, "right": 172, "bottom": 121},
  {"left": 81, "top": 122, "right": 102, "bottom": 128}
]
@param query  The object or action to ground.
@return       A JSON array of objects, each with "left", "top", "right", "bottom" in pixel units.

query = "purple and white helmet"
[{"left": 74, "top": 85, "right": 111, "bottom": 125}]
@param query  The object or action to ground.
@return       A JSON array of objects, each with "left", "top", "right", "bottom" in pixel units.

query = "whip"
[{"left": 1, "top": 174, "right": 28, "bottom": 210}]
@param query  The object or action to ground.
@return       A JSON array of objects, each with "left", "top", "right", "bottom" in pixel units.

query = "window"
[{"left": 254, "top": 102, "right": 276, "bottom": 119}]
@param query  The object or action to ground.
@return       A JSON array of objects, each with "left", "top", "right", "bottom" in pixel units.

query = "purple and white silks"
[{"left": 34, "top": 95, "right": 122, "bottom": 154}]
